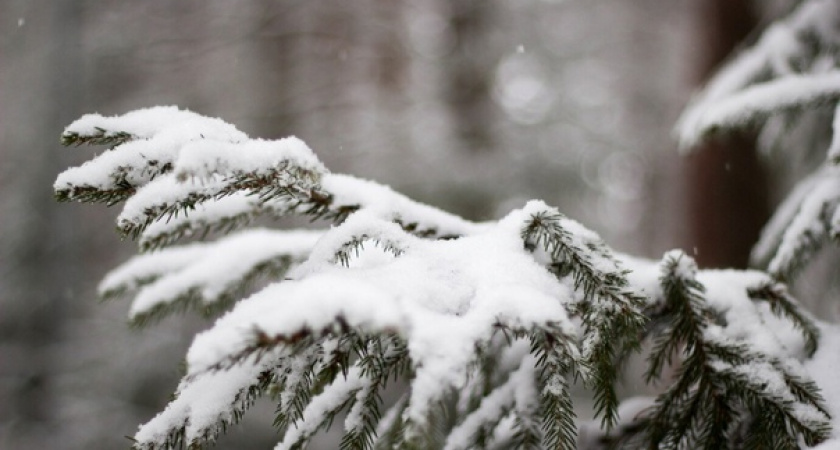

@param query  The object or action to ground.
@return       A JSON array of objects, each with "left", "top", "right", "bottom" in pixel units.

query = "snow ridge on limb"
[
  {"left": 115, "top": 137, "right": 324, "bottom": 240},
  {"left": 57, "top": 108, "right": 481, "bottom": 251},
  {"left": 55, "top": 106, "right": 248, "bottom": 204},
  {"left": 752, "top": 167, "right": 840, "bottom": 282},
  {"left": 99, "top": 228, "right": 321, "bottom": 326},
  {"left": 132, "top": 351, "right": 284, "bottom": 450},
  {"left": 171, "top": 204, "right": 588, "bottom": 448},
  {"left": 678, "top": 72, "right": 840, "bottom": 148},
  {"left": 676, "top": 0, "right": 840, "bottom": 150}
]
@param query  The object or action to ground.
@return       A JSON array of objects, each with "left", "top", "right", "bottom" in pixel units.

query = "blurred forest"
[{"left": 1, "top": 0, "right": 830, "bottom": 449}]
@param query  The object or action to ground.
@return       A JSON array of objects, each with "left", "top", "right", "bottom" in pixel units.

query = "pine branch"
[
  {"left": 98, "top": 229, "right": 319, "bottom": 326},
  {"left": 333, "top": 236, "right": 406, "bottom": 267},
  {"left": 521, "top": 207, "right": 645, "bottom": 429},
  {"left": 528, "top": 324, "right": 578, "bottom": 449},
  {"left": 765, "top": 174, "right": 840, "bottom": 281},
  {"left": 342, "top": 336, "right": 410, "bottom": 450},
  {"left": 443, "top": 368, "right": 518, "bottom": 450},
  {"left": 117, "top": 165, "right": 321, "bottom": 240},
  {"left": 747, "top": 281, "right": 820, "bottom": 356},
  {"left": 678, "top": 72, "right": 840, "bottom": 148},
  {"left": 273, "top": 341, "right": 334, "bottom": 434},
  {"left": 276, "top": 367, "right": 366, "bottom": 450},
  {"left": 136, "top": 193, "right": 268, "bottom": 251},
  {"left": 640, "top": 251, "right": 830, "bottom": 449},
  {"left": 128, "top": 254, "right": 295, "bottom": 327},
  {"left": 132, "top": 352, "right": 283, "bottom": 450},
  {"left": 374, "top": 394, "right": 409, "bottom": 450},
  {"left": 61, "top": 126, "right": 135, "bottom": 147}
]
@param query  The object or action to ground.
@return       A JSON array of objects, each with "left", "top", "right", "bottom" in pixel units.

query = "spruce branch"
[
  {"left": 521, "top": 209, "right": 645, "bottom": 429},
  {"left": 677, "top": 72, "right": 840, "bottom": 148},
  {"left": 747, "top": 281, "right": 820, "bottom": 356},
  {"left": 117, "top": 165, "right": 321, "bottom": 240},
  {"left": 640, "top": 251, "right": 830, "bottom": 449},
  {"left": 61, "top": 126, "right": 135, "bottom": 147},
  {"left": 132, "top": 352, "right": 284, "bottom": 450},
  {"left": 342, "top": 336, "right": 410, "bottom": 450},
  {"left": 333, "top": 236, "right": 406, "bottom": 267},
  {"left": 374, "top": 394, "right": 409, "bottom": 450},
  {"left": 128, "top": 254, "right": 296, "bottom": 327},
  {"left": 98, "top": 229, "right": 319, "bottom": 326}
]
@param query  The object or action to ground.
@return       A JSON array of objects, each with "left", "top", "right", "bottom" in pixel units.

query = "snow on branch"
[
  {"left": 633, "top": 251, "right": 828, "bottom": 447},
  {"left": 150, "top": 204, "right": 587, "bottom": 448},
  {"left": 132, "top": 351, "right": 284, "bottom": 450},
  {"left": 676, "top": 0, "right": 840, "bottom": 150},
  {"left": 136, "top": 192, "right": 273, "bottom": 251},
  {"left": 184, "top": 204, "right": 575, "bottom": 377},
  {"left": 56, "top": 107, "right": 249, "bottom": 204},
  {"left": 57, "top": 108, "right": 482, "bottom": 251},
  {"left": 115, "top": 138, "right": 324, "bottom": 240},
  {"left": 100, "top": 228, "right": 321, "bottom": 325},
  {"left": 763, "top": 169, "right": 840, "bottom": 281},
  {"left": 677, "top": 72, "right": 840, "bottom": 148},
  {"left": 54, "top": 105, "right": 839, "bottom": 449}
]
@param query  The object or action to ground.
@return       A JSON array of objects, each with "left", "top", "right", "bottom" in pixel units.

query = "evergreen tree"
[{"left": 53, "top": 1, "right": 840, "bottom": 448}]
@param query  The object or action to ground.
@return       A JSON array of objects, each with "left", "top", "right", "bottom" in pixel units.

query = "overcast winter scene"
[{"left": 6, "top": 0, "right": 840, "bottom": 449}]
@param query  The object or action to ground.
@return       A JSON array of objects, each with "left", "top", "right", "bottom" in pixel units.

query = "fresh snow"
[
  {"left": 768, "top": 171, "right": 840, "bottom": 278},
  {"left": 185, "top": 203, "right": 576, "bottom": 427},
  {"left": 61, "top": 105, "right": 840, "bottom": 448},
  {"left": 678, "top": 72, "right": 840, "bottom": 148},
  {"left": 676, "top": 0, "right": 840, "bottom": 151},
  {"left": 444, "top": 355, "right": 537, "bottom": 450},
  {"left": 64, "top": 106, "right": 230, "bottom": 140},
  {"left": 321, "top": 174, "right": 485, "bottom": 238},
  {"left": 56, "top": 107, "right": 247, "bottom": 196},
  {"left": 176, "top": 136, "right": 325, "bottom": 179},
  {"left": 127, "top": 228, "right": 321, "bottom": 319},
  {"left": 134, "top": 351, "right": 284, "bottom": 445}
]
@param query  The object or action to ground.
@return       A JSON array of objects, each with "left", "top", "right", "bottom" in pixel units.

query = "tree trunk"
[{"left": 684, "top": 0, "right": 770, "bottom": 269}]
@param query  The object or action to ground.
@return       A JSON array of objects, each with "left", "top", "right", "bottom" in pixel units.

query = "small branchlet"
[
  {"left": 522, "top": 210, "right": 646, "bottom": 429},
  {"left": 61, "top": 126, "right": 135, "bottom": 147},
  {"left": 747, "top": 281, "right": 820, "bottom": 356},
  {"left": 640, "top": 252, "right": 830, "bottom": 449}
]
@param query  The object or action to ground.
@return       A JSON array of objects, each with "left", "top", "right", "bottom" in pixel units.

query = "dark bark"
[
  {"left": 444, "top": 0, "right": 497, "bottom": 153},
  {"left": 685, "top": 0, "right": 771, "bottom": 268}
]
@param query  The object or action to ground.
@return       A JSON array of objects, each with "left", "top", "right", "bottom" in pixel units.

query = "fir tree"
[{"left": 53, "top": 1, "right": 840, "bottom": 448}]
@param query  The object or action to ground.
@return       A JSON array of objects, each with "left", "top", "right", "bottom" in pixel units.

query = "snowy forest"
[{"left": 5, "top": 0, "right": 840, "bottom": 449}]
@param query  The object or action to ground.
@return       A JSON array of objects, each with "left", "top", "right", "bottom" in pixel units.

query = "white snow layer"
[
  {"left": 134, "top": 351, "right": 284, "bottom": 445},
  {"left": 678, "top": 72, "right": 840, "bottom": 149},
  {"left": 137, "top": 192, "right": 271, "bottom": 249},
  {"left": 176, "top": 136, "right": 325, "bottom": 179},
  {"left": 185, "top": 202, "right": 576, "bottom": 426},
  {"left": 56, "top": 107, "right": 248, "bottom": 194},
  {"left": 126, "top": 228, "right": 321, "bottom": 317},
  {"left": 444, "top": 355, "right": 537, "bottom": 450},
  {"left": 65, "top": 106, "right": 221, "bottom": 140},
  {"left": 275, "top": 367, "right": 366, "bottom": 450},
  {"left": 752, "top": 171, "right": 824, "bottom": 267},
  {"left": 768, "top": 171, "right": 840, "bottom": 277},
  {"left": 321, "top": 173, "right": 485, "bottom": 237},
  {"left": 676, "top": 0, "right": 840, "bottom": 150}
]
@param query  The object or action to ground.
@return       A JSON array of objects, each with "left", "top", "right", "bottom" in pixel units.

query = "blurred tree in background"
[{"left": 1, "top": 1, "right": 815, "bottom": 449}]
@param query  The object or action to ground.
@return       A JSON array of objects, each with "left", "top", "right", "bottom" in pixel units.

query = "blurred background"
[{"left": 0, "top": 0, "right": 829, "bottom": 448}]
